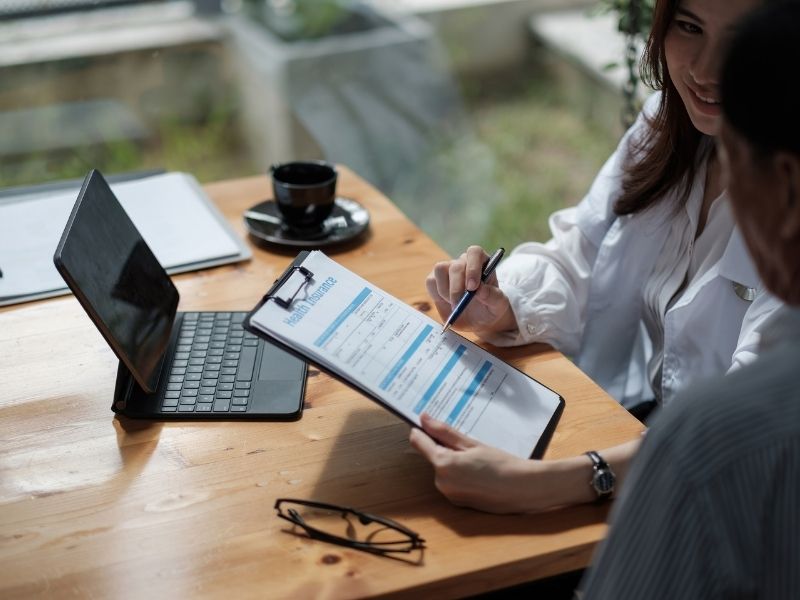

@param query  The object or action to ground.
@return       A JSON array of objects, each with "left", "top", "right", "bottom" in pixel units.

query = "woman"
[
  {"left": 427, "top": 0, "right": 781, "bottom": 414},
  {"left": 410, "top": 0, "right": 782, "bottom": 514}
]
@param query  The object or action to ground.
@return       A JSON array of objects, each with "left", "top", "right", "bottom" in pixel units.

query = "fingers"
[
  {"left": 408, "top": 427, "right": 440, "bottom": 463},
  {"left": 464, "top": 245, "right": 489, "bottom": 291},
  {"left": 425, "top": 269, "right": 454, "bottom": 320},
  {"left": 420, "top": 413, "right": 478, "bottom": 451},
  {"left": 447, "top": 255, "right": 467, "bottom": 305}
]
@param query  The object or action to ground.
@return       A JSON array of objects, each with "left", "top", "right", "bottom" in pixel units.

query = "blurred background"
[{"left": 0, "top": 0, "right": 651, "bottom": 255}]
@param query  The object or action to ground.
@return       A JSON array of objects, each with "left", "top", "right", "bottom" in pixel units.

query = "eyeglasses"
[{"left": 274, "top": 498, "right": 425, "bottom": 557}]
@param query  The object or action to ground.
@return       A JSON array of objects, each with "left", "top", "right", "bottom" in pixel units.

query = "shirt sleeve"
[
  {"left": 479, "top": 93, "right": 661, "bottom": 354},
  {"left": 728, "top": 289, "right": 783, "bottom": 372}
]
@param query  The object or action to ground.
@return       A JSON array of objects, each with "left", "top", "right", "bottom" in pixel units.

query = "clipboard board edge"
[{"left": 244, "top": 251, "right": 565, "bottom": 459}]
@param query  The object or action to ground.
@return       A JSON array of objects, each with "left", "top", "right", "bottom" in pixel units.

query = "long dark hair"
[{"left": 613, "top": 0, "right": 706, "bottom": 216}]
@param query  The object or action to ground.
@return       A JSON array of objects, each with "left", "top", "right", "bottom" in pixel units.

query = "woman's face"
[{"left": 664, "top": 0, "right": 762, "bottom": 136}]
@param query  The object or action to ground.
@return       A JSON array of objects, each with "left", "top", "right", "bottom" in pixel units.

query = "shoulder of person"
[{"left": 645, "top": 342, "right": 800, "bottom": 482}]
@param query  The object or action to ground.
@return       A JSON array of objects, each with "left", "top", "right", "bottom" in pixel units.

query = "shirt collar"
[{"left": 717, "top": 221, "right": 761, "bottom": 289}]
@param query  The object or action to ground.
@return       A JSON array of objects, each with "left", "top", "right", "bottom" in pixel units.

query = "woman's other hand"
[
  {"left": 426, "top": 245, "right": 516, "bottom": 334},
  {"left": 409, "top": 413, "right": 547, "bottom": 513}
]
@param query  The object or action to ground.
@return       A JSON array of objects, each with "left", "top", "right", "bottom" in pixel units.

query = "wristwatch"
[{"left": 586, "top": 450, "right": 616, "bottom": 503}]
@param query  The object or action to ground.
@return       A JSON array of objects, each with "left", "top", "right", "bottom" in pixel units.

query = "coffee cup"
[{"left": 270, "top": 161, "right": 337, "bottom": 233}]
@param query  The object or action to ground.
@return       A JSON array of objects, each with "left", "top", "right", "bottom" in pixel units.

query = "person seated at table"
[
  {"left": 580, "top": 4, "right": 800, "bottom": 596},
  {"left": 410, "top": 0, "right": 791, "bottom": 516},
  {"left": 427, "top": 0, "right": 783, "bottom": 420}
]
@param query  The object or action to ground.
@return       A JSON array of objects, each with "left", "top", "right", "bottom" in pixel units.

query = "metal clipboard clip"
[{"left": 265, "top": 265, "right": 314, "bottom": 309}]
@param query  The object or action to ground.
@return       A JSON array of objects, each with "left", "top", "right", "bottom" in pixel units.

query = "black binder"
[{"left": 244, "top": 252, "right": 564, "bottom": 459}]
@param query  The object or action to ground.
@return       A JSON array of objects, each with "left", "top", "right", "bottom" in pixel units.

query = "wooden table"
[{"left": 0, "top": 169, "right": 644, "bottom": 599}]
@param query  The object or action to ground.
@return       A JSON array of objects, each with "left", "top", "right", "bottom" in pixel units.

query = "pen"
[{"left": 441, "top": 247, "right": 505, "bottom": 333}]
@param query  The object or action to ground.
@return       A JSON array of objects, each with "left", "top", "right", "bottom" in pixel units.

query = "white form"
[{"left": 249, "top": 251, "right": 563, "bottom": 459}]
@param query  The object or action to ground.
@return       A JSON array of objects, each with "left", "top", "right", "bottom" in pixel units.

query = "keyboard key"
[
  {"left": 199, "top": 386, "right": 216, "bottom": 395},
  {"left": 183, "top": 381, "right": 200, "bottom": 389},
  {"left": 173, "top": 360, "right": 189, "bottom": 368},
  {"left": 233, "top": 389, "right": 250, "bottom": 397},
  {"left": 181, "top": 389, "right": 198, "bottom": 397},
  {"left": 189, "top": 358, "right": 205, "bottom": 366},
  {"left": 174, "top": 351, "right": 190, "bottom": 360},
  {"left": 234, "top": 381, "right": 251, "bottom": 389},
  {"left": 232, "top": 396, "right": 248, "bottom": 405},
  {"left": 180, "top": 396, "right": 196, "bottom": 405},
  {"left": 162, "top": 398, "right": 179, "bottom": 407},
  {"left": 196, "top": 403, "right": 213, "bottom": 412},
  {"left": 162, "top": 406, "right": 178, "bottom": 412},
  {"left": 198, "top": 394, "right": 215, "bottom": 403},
  {"left": 170, "top": 368, "right": 186, "bottom": 376},
  {"left": 231, "top": 405, "right": 248, "bottom": 412},
  {"left": 167, "top": 383, "right": 182, "bottom": 391},
  {"left": 185, "top": 373, "right": 202, "bottom": 381},
  {"left": 201, "top": 378, "right": 218, "bottom": 387},
  {"left": 219, "top": 375, "right": 235, "bottom": 384},
  {"left": 210, "top": 341, "right": 226, "bottom": 349},
  {"left": 215, "top": 390, "right": 232, "bottom": 399},
  {"left": 165, "top": 391, "right": 181, "bottom": 399},
  {"left": 243, "top": 339, "right": 258, "bottom": 347},
  {"left": 213, "top": 399, "right": 230, "bottom": 412},
  {"left": 208, "top": 349, "right": 224, "bottom": 357},
  {"left": 178, "top": 404, "right": 195, "bottom": 412},
  {"left": 221, "top": 367, "right": 236, "bottom": 376},
  {"left": 217, "top": 382, "right": 234, "bottom": 391},
  {"left": 187, "top": 365, "right": 203, "bottom": 373},
  {"left": 204, "top": 364, "right": 221, "bottom": 372}
]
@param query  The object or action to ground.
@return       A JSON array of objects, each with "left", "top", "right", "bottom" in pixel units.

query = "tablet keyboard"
[{"left": 161, "top": 312, "right": 259, "bottom": 413}]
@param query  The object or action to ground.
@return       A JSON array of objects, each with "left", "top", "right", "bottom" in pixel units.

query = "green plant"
[
  {"left": 596, "top": 0, "right": 656, "bottom": 39},
  {"left": 595, "top": 0, "right": 656, "bottom": 126}
]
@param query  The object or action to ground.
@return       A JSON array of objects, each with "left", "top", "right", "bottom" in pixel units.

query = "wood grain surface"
[{"left": 0, "top": 168, "right": 644, "bottom": 599}]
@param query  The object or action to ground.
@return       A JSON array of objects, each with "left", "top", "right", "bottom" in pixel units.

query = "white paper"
[
  {"left": 250, "top": 251, "right": 562, "bottom": 458},
  {"left": 0, "top": 172, "right": 244, "bottom": 303}
]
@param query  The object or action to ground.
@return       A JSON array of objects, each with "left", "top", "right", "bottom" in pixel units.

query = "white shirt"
[{"left": 482, "top": 93, "right": 783, "bottom": 407}]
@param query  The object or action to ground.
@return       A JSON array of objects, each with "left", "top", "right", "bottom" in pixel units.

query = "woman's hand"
[
  {"left": 410, "top": 413, "right": 642, "bottom": 514},
  {"left": 426, "top": 245, "right": 516, "bottom": 334},
  {"left": 409, "top": 413, "right": 546, "bottom": 513}
]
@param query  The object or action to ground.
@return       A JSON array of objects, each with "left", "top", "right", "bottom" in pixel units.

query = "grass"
[
  {"left": 460, "top": 68, "right": 619, "bottom": 253},
  {"left": 1, "top": 58, "right": 617, "bottom": 259}
]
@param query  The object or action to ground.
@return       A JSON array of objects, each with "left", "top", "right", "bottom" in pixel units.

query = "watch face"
[{"left": 593, "top": 469, "right": 615, "bottom": 495}]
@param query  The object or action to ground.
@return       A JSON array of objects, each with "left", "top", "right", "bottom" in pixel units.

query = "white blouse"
[{"left": 481, "top": 93, "right": 782, "bottom": 407}]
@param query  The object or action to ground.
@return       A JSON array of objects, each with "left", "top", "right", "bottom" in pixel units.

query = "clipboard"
[{"left": 244, "top": 251, "right": 564, "bottom": 459}]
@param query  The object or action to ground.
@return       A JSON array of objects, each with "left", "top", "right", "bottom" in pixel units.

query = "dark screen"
[{"left": 54, "top": 170, "right": 179, "bottom": 392}]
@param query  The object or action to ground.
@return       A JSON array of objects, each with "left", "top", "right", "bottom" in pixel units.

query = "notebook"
[
  {"left": 0, "top": 170, "right": 250, "bottom": 307},
  {"left": 53, "top": 170, "right": 306, "bottom": 420}
]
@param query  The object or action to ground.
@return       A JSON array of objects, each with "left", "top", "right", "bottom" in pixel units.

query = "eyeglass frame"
[{"left": 274, "top": 498, "right": 425, "bottom": 555}]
